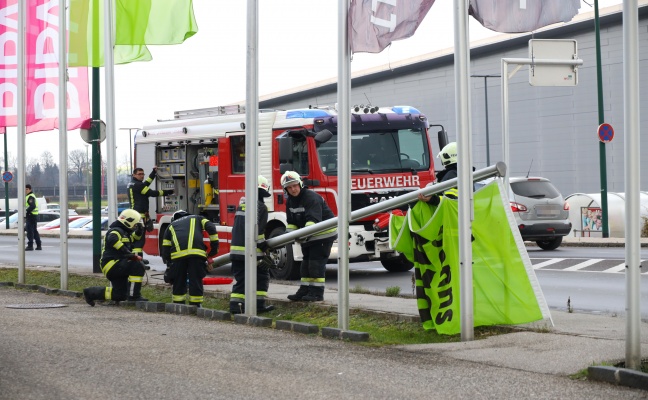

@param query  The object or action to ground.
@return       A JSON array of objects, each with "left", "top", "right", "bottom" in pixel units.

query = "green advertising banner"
[{"left": 390, "top": 180, "right": 550, "bottom": 334}]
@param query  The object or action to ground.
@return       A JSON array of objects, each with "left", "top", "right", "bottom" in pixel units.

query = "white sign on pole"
[{"left": 528, "top": 39, "right": 578, "bottom": 86}]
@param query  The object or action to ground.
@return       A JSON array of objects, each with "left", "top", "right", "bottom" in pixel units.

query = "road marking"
[
  {"left": 532, "top": 258, "right": 565, "bottom": 269},
  {"left": 602, "top": 262, "right": 627, "bottom": 273},
  {"left": 562, "top": 259, "right": 604, "bottom": 271}
]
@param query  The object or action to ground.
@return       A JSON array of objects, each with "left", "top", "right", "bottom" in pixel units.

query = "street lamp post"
[
  {"left": 84, "top": 144, "right": 90, "bottom": 209},
  {"left": 471, "top": 74, "right": 501, "bottom": 166},
  {"left": 119, "top": 128, "right": 139, "bottom": 173}
]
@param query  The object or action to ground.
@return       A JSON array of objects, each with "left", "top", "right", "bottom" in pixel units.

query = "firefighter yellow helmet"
[
  {"left": 258, "top": 175, "right": 271, "bottom": 197},
  {"left": 280, "top": 171, "right": 302, "bottom": 189},
  {"left": 437, "top": 142, "right": 458, "bottom": 166},
  {"left": 118, "top": 209, "right": 141, "bottom": 229}
]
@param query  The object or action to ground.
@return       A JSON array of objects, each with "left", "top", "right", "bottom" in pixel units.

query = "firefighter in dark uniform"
[
  {"left": 83, "top": 209, "right": 148, "bottom": 306},
  {"left": 281, "top": 171, "right": 337, "bottom": 302},
  {"left": 127, "top": 166, "right": 173, "bottom": 298},
  {"left": 418, "top": 141, "right": 459, "bottom": 205},
  {"left": 229, "top": 176, "right": 274, "bottom": 314},
  {"left": 127, "top": 166, "right": 174, "bottom": 255},
  {"left": 161, "top": 210, "right": 219, "bottom": 308}
]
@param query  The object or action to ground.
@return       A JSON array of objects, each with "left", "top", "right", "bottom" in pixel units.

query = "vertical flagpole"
[
  {"left": 454, "top": 0, "right": 474, "bottom": 341},
  {"left": 622, "top": 0, "right": 641, "bottom": 371},
  {"left": 104, "top": 0, "right": 117, "bottom": 225},
  {"left": 244, "top": 0, "right": 259, "bottom": 316},
  {"left": 59, "top": 0, "right": 70, "bottom": 290},
  {"left": 337, "top": 0, "right": 351, "bottom": 330},
  {"left": 17, "top": 0, "right": 27, "bottom": 284}
]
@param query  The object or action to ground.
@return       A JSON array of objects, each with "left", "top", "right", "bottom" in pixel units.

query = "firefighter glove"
[
  {"left": 257, "top": 241, "right": 269, "bottom": 252},
  {"left": 162, "top": 189, "right": 174, "bottom": 196}
]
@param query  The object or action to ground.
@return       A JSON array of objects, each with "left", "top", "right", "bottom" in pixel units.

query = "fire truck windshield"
[{"left": 317, "top": 128, "right": 430, "bottom": 175}]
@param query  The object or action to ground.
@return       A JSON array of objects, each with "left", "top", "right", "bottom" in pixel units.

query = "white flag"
[
  {"left": 349, "top": 0, "right": 436, "bottom": 54},
  {"left": 469, "top": 0, "right": 581, "bottom": 33}
]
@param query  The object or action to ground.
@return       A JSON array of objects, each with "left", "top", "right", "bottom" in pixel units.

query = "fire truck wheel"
[
  {"left": 379, "top": 252, "right": 414, "bottom": 273},
  {"left": 268, "top": 227, "right": 301, "bottom": 281}
]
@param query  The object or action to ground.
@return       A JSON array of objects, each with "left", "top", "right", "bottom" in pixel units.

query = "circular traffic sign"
[
  {"left": 598, "top": 123, "right": 614, "bottom": 143},
  {"left": 2, "top": 171, "right": 13, "bottom": 183}
]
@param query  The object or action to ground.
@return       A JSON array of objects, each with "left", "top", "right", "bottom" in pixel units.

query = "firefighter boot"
[
  {"left": 83, "top": 287, "right": 105, "bottom": 307},
  {"left": 128, "top": 282, "right": 148, "bottom": 302},
  {"left": 302, "top": 286, "right": 324, "bottom": 302},
  {"left": 229, "top": 300, "right": 245, "bottom": 314},
  {"left": 257, "top": 299, "right": 275, "bottom": 313},
  {"left": 287, "top": 285, "right": 310, "bottom": 301}
]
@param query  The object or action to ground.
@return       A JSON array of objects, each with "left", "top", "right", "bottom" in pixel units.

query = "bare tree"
[{"left": 68, "top": 149, "right": 89, "bottom": 185}]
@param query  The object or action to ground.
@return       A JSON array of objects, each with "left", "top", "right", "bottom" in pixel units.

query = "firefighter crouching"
[
  {"left": 228, "top": 176, "right": 275, "bottom": 314},
  {"left": 162, "top": 210, "right": 219, "bottom": 308},
  {"left": 83, "top": 209, "right": 148, "bottom": 306}
]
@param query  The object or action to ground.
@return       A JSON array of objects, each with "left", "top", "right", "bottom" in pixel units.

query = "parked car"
[
  {"left": 101, "top": 202, "right": 130, "bottom": 216},
  {"left": 80, "top": 217, "right": 109, "bottom": 231},
  {"left": 46, "top": 203, "right": 78, "bottom": 215},
  {"left": 476, "top": 176, "right": 571, "bottom": 250},
  {"left": 507, "top": 177, "right": 571, "bottom": 250},
  {"left": 0, "top": 210, "right": 63, "bottom": 230},
  {"left": 38, "top": 215, "right": 88, "bottom": 232}
]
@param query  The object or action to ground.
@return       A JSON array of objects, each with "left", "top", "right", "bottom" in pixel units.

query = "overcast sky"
[{"left": 4, "top": 0, "right": 624, "bottom": 169}]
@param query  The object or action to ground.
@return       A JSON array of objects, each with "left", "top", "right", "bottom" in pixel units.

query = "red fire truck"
[{"left": 135, "top": 104, "right": 444, "bottom": 279}]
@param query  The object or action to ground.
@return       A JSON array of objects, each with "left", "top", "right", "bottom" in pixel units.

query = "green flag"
[
  {"left": 68, "top": 0, "right": 198, "bottom": 67},
  {"left": 391, "top": 180, "right": 550, "bottom": 334},
  {"left": 115, "top": 0, "right": 198, "bottom": 45}
]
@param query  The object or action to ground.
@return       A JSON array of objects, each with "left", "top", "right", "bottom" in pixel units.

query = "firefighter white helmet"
[
  {"left": 280, "top": 171, "right": 302, "bottom": 189},
  {"left": 437, "top": 142, "right": 458, "bottom": 166},
  {"left": 172, "top": 210, "right": 190, "bottom": 221},
  {"left": 118, "top": 209, "right": 141, "bottom": 229},
  {"left": 258, "top": 175, "right": 271, "bottom": 197}
]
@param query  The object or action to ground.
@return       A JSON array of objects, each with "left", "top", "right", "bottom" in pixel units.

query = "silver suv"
[{"left": 508, "top": 177, "right": 571, "bottom": 250}]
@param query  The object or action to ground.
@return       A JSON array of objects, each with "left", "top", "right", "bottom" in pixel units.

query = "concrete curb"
[{"left": 588, "top": 365, "right": 648, "bottom": 391}]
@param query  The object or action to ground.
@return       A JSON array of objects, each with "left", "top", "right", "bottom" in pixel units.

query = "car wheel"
[
  {"left": 268, "top": 227, "right": 301, "bottom": 280},
  {"left": 379, "top": 252, "right": 414, "bottom": 272},
  {"left": 536, "top": 237, "right": 562, "bottom": 250}
]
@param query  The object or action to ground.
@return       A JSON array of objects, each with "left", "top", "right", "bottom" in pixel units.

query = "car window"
[
  {"left": 69, "top": 217, "right": 92, "bottom": 228},
  {"left": 39, "top": 213, "right": 59, "bottom": 223},
  {"left": 510, "top": 181, "right": 560, "bottom": 199}
]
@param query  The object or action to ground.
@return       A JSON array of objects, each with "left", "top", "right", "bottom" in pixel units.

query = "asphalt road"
[{"left": 1, "top": 288, "right": 644, "bottom": 400}]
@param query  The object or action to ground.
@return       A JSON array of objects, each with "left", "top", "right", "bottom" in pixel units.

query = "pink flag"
[
  {"left": 469, "top": 0, "right": 581, "bottom": 33},
  {"left": 349, "top": 0, "right": 436, "bottom": 54},
  {"left": 0, "top": 0, "right": 90, "bottom": 133}
]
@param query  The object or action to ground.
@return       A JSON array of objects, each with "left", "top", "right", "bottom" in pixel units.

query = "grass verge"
[{"left": 0, "top": 267, "right": 516, "bottom": 347}]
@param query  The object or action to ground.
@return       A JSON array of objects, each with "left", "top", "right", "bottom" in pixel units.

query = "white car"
[{"left": 0, "top": 210, "right": 62, "bottom": 230}]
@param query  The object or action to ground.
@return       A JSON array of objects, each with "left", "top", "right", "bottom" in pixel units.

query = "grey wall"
[{"left": 259, "top": 8, "right": 648, "bottom": 198}]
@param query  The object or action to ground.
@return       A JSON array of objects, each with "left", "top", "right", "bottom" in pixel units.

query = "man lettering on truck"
[{"left": 282, "top": 171, "right": 337, "bottom": 302}]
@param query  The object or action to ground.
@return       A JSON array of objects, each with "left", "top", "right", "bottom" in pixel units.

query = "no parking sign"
[
  {"left": 2, "top": 171, "right": 12, "bottom": 183},
  {"left": 598, "top": 123, "right": 614, "bottom": 143}
]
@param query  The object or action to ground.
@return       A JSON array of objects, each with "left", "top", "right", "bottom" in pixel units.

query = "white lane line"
[
  {"left": 562, "top": 259, "right": 604, "bottom": 271},
  {"left": 602, "top": 262, "right": 627, "bottom": 273},
  {"left": 532, "top": 258, "right": 565, "bottom": 269}
]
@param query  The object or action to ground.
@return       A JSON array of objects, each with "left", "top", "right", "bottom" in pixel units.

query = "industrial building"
[{"left": 256, "top": 2, "right": 648, "bottom": 198}]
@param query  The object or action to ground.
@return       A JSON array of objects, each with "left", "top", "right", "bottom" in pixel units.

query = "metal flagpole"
[
  {"left": 337, "top": 0, "right": 351, "bottom": 331},
  {"left": 454, "top": 0, "right": 475, "bottom": 341},
  {"left": 244, "top": 0, "right": 259, "bottom": 316},
  {"left": 622, "top": 0, "right": 642, "bottom": 371},
  {"left": 17, "top": 0, "right": 26, "bottom": 284},
  {"left": 104, "top": 0, "right": 117, "bottom": 225},
  {"left": 59, "top": 0, "right": 70, "bottom": 290}
]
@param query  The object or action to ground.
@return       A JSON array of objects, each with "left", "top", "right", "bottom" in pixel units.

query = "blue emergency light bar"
[
  {"left": 391, "top": 105, "right": 422, "bottom": 115},
  {"left": 286, "top": 109, "right": 331, "bottom": 119}
]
